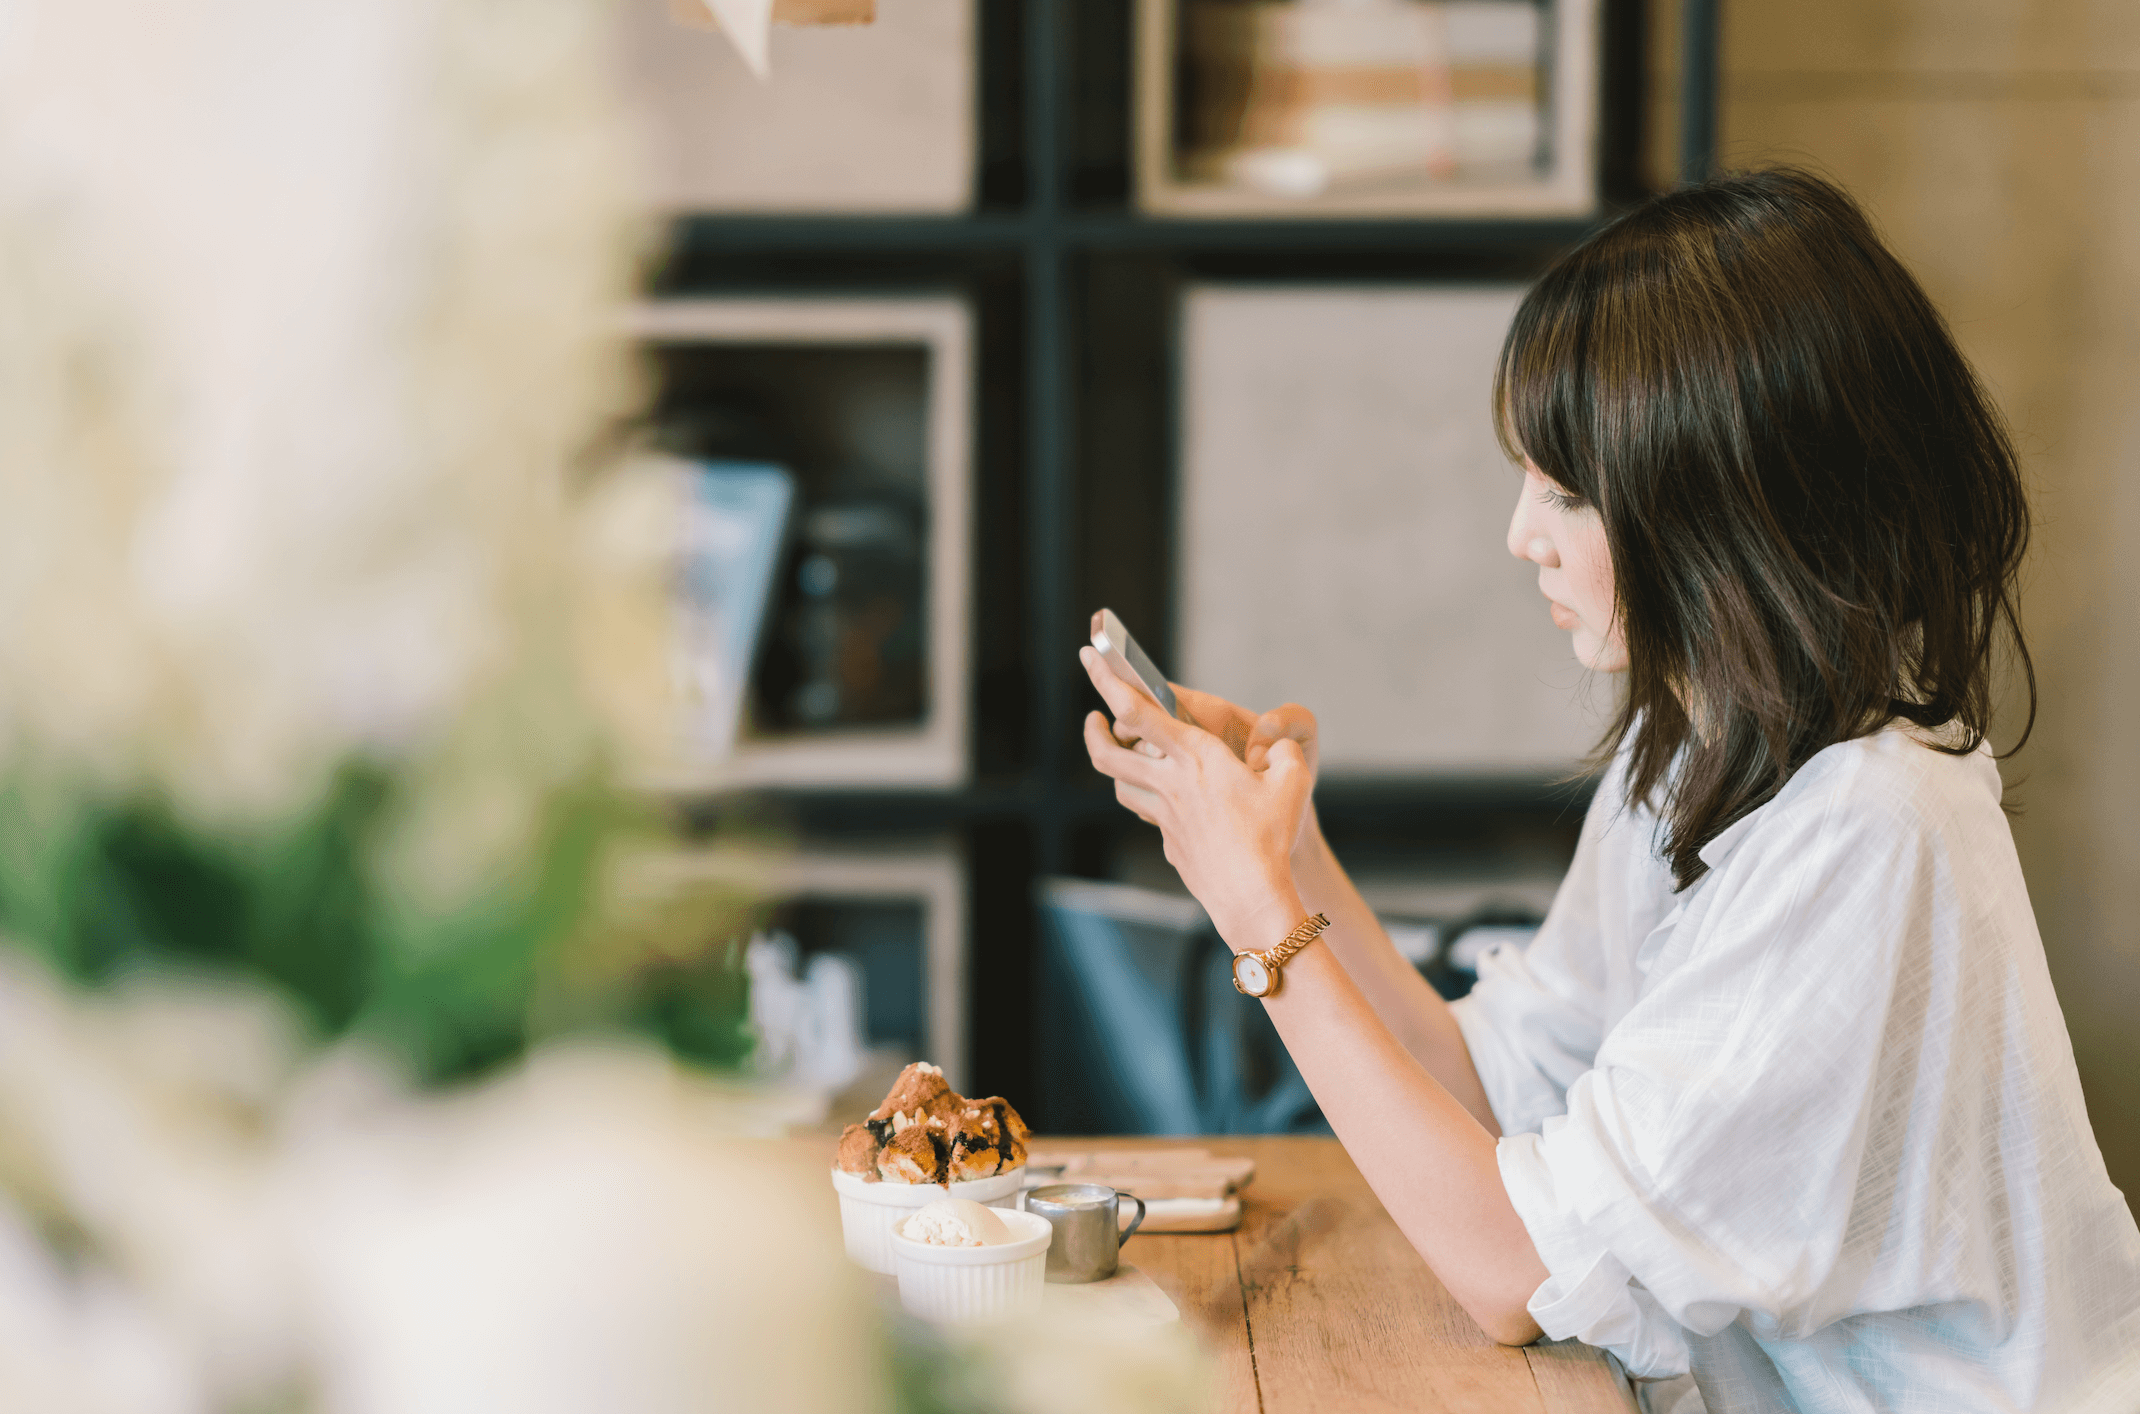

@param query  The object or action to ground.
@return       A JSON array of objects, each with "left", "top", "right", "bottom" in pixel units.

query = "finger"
[
  {"left": 1106, "top": 714, "right": 1169, "bottom": 758},
  {"left": 1083, "top": 710, "right": 1170, "bottom": 790},
  {"left": 1247, "top": 704, "right": 1316, "bottom": 772},
  {"left": 1114, "top": 779, "right": 1163, "bottom": 826},
  {"left": 1079, "top": 647, "right": 1193, "bottom": 754},
  {"left": 1247, "top": 703, "right": 1317, "bottom": 751},
  {"left": 1170, "top": 683, "right": 1254, "bottom": 757},
  {"left": 1264, "top": 736, "right": 1315, "bottom": 798}
]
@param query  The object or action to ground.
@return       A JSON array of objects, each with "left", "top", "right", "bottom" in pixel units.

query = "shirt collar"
[{"left": 1696, "top": 809, "right": 1765, "bottom": 872}]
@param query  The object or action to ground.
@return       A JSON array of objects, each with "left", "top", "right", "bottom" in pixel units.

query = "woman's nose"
[{"left": 1506, "top": 493, "right": 1559, "bottom": 566}]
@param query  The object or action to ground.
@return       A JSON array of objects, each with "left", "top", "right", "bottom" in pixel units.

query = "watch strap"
[{"left": 1259, "top": 912, "right": 1331, "bottom": 973}]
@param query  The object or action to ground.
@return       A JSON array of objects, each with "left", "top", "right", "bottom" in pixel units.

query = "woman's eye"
[{"left": 1540, "top": 484, "right": 1586, "bottom": 512}]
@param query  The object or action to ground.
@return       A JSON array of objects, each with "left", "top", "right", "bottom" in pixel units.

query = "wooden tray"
[
  {"left": 1138, "top": 1195, "right": 1242, "bottom": 1233},
  {"left": 1025, "top": 1147, "right": 1254, "bottom": 1233}
]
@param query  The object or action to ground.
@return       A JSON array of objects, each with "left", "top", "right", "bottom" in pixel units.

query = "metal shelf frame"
[{"left": 652, "top": 0, "right": 1720, "bottom": 1114}]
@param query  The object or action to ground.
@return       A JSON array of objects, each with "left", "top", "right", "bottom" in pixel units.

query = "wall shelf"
[
  {"left": 620, "top": 839, "right": 971, "bottom": 1089},
  {"left": 666, "top": 213, "right": 1603, "bottom": 254},
  {"left": 630, "top": 297, "right": 974, "bottom": 791},
  {"left": 1136, "top": 0, "right": 1603, "bottom": 220}
]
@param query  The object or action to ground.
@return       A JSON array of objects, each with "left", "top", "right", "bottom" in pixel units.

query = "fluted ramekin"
[
  {"left": 829, "top": 1165, "right": 1026, "bottom": 1276},
  {"left": 889, "top": 1208, "right": 1051, "bottom": 1322}
]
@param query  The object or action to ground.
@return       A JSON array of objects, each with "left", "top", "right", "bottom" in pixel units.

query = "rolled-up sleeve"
[{"left": 1499, "top": 1109, "right": 1697, "bottom": 1378}]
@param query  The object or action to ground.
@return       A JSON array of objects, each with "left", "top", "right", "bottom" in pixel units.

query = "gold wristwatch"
[{"left": 1231, "top": 912, "right": 1331, "bottom": 998}]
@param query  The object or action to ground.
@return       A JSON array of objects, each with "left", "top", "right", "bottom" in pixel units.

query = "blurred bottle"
[
  {"left": 745, "top": 930, "right": 867, "bottom": 1093},
  {"left": 757, "top": 491, "right": 927, "bottom": 732}
]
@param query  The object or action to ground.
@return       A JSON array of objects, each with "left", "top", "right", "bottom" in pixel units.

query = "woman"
[{"left": 1078, "top": 169, "right": 2140, "bottom": 1412}]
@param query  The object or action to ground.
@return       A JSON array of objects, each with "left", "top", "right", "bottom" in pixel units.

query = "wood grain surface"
[
  {"left": 1135, "top": 1230, "right": 1261, "bottom": 1413},
  {"left": 1526, "top": 1340, "right": 1643, "bottom": 1414},
  {"left": 1095, "top": 1136, "right": 1637, "bottom": 1414},
  {"left": 814, "top": 1130, "right": 1634, "bottom": 1412}
]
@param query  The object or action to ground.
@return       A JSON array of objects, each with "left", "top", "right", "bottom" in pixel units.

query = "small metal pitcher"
[{"left": 1019, "top": 1182, "right": 1148, "bottom": 1283}]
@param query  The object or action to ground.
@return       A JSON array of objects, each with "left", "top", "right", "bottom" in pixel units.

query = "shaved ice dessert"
[
  {"left": 901, "top": 1198, "right": 1013, "bottom": 1247},
  {"left": 835, "top": 1062, "right": 1030, "bottom": 1186}
]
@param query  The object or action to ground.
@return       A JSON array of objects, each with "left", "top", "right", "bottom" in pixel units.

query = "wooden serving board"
[
  {"left": 1031, "top": 1146, "right": 1249, "bottom": 1189},
  {"left": 1139, "top": 1196, "right": 1243, "bottom": 1233},
  {"left": 1026, "top": 1147, "right": 1255, "bottom": 1231}
]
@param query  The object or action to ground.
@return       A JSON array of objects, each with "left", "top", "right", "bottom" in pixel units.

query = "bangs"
[
  {"left": 1494, "top": 203, "right": 1745, "bottom": 516},
  {"left": 1493, "top": 260, "right": 1610, "bottom": 504}
]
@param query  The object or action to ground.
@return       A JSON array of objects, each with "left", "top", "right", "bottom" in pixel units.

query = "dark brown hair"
[{"left": 1495, "top": 167, "right": 2034, "bottom": 890}]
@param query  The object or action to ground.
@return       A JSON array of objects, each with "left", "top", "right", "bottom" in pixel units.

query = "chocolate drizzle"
[{"left": 842, "top": 1064, "right": 1032, "bottom": 1185}]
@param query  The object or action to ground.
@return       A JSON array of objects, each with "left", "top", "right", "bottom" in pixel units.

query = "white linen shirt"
[{"left": 1450, "top": 726, "right": 2140, "bottom": 1413}]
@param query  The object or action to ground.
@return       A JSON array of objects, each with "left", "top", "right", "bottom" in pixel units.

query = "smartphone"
[{"left": 1090, "top": 608, "right": 1187, "bottom": 722}]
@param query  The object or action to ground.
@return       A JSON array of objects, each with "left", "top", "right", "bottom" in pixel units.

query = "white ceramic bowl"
[
  {"left": 830, "top": 1165, "right": 1026, "bottom": 1275},
  {"left": 889, "top": 1208, "right": 1051, "bottom": 1323}
]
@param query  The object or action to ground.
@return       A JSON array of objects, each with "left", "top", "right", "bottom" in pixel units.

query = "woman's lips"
[{"left": 1547, "top": 599, "right": 1580, "bottom": 630}]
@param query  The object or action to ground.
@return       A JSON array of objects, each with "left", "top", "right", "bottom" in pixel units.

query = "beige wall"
[
  {"left": 1664, "top": 1, "right": 2140, "bottom": 1203},
  {"left": 614, "top": 0, "right": 973, "bottom": 213},
  {"left": 1177, "top": 285, "right": 1607, "bottom": 777}
]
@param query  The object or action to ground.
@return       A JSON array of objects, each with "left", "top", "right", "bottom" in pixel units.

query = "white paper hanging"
[{"left": 669, "top": 0, "right": 774, "bottom": 77}]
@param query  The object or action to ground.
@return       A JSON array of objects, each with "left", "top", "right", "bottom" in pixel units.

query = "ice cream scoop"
[{"left": 901, "top": 1198, "right": 1012, "bottom": 1247}]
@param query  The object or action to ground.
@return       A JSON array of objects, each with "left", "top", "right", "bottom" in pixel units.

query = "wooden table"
[{"left": 1095, "top": 1135, "right": 1638, "bottom": 1414}]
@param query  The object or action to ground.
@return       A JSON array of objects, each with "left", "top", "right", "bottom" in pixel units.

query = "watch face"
[{"left": 1232, "top": 952, "right": 1272, "bottom": 997}]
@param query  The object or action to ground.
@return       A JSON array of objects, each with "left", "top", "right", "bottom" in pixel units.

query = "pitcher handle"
[{"left": 1118, "top": 1192, "right": 1147, "bottom": 1245}]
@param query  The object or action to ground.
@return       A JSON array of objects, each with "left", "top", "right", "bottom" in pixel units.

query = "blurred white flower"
[
  {"left": 0, "top": 1207, "right": 199, "bottom": 1414},
  {"left": 0, "top": 0, "right": 651, "bottom": 910},
  {"left": 0, "top": 947, "right": 1217, "bottom": 1414},
  {"left": 0, "top": 953, "right": 303, "bottom": 1406},
  {"left": 0, "top": 951, "right": 884, "bottom": 1414},
  {"left": 281, "top": 1038, "right": 882, "bottom": 1414},
  {"left": 947, "top": 1310, "right": 1215, "bottom": 1414}
]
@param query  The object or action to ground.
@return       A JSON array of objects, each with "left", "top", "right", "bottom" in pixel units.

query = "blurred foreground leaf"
[{"left": 0, "top": 764, "right": 757, "bottom": 1085}]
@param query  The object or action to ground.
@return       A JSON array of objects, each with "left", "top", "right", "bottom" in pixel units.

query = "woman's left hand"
[{"left": 1079, "top": 647, "right": 1310, "bottom": 944}]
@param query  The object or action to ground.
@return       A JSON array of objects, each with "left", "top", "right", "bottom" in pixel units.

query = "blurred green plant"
[{"left": 0, "top": 766, "right": 763, "bottom": 1084}]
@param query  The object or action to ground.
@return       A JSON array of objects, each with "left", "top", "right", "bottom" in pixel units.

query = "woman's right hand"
[
  {"left": 1164, "top": 685, "right": 1322, "bottom": 852},
  {"left": 1169, "top": 685, "right": 1318, "bottom": 773}
]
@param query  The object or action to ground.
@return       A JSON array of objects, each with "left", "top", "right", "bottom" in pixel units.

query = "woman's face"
[{"left": 1507, "top": 461, "right": 1628, "bottom": 673}]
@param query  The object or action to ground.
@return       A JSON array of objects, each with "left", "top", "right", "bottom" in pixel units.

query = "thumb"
[
  {"left": 1252, "top": 703, "right": 1316, "bottom": 747},
  {"left": 1250, "top": 704, "right": 1317, "bottom": 774},
  {"left": 1266, "top": 736, "right": 1308, "bottom": 775}
]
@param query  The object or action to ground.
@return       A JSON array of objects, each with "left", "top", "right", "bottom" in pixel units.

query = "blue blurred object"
[
  {"left": 1193, "top": 935, "right": 1321, "bottom": 1133},
  {"left": 1037, "top": 878, "right": 1324, "bottom": 1136},
  {"left": 675, "top": 459, "right": 795, "bottom": 755},
  {"left": 1036, "top": 877, "right": 1547, "bottom": 1133}
]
